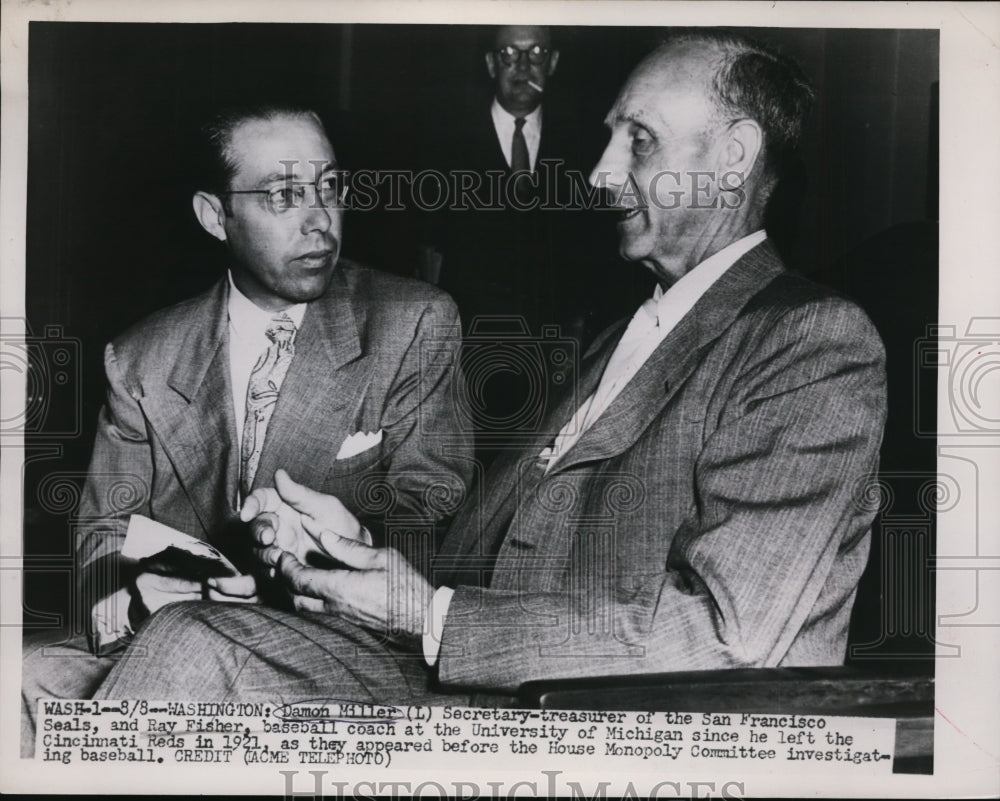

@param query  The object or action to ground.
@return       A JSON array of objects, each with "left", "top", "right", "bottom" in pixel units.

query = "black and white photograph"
[{"left": 1, "top": 1, "right": 997, "bottom": 797}]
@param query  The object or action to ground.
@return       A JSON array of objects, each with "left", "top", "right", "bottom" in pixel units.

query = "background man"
[
  {"left": 94, "top": 32, "right": 887, "bottom": 704},
  {"left": 419, "top": 25, "right": 612, "bottom": 465},
  {"left": 419, "top": 25, "right": 563, "bottom": 309},
  {"left": 22, "top": 104, "right": 471, "bottom": 748}
]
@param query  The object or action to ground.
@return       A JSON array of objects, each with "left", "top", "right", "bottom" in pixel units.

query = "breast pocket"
[{"left": 326, "top": 435, "right": 386, "bottom": 478}]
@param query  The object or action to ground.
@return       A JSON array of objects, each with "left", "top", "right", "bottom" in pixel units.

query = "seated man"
[
  {"left": 93, "top": 32, "right": 886, "bottom": 705},
  {"left": 22, "top": 104, "right": 472, "bottom": 750}
]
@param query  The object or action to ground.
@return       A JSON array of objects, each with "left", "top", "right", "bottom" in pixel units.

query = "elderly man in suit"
[
  {"left": 22, "top": 104, "right": 472, "bottom": 749},
  {"left": 94, "top": 32, "right": 886, "bottom": 704}
]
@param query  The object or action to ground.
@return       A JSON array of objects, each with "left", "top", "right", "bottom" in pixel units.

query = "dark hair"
[
  {"left": 661, "top": 30, "right": 814, "bottom": 185},
  {"left": 197, "top": 103, "right": 326, "bottom": 197}
]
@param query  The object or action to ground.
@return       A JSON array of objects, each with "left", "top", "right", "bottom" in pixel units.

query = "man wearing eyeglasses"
[
  {"left": 420, "top": 26, "right": 609, "bottom": 466},
  {"left": 437, "top": 25, "right": 607, "bottom": 289},
  {"left": 485, "top": 25, "right": 560, "bottom": 172},
  {"left": 22, "top": 104, "right": 472, "bottom": 754}
]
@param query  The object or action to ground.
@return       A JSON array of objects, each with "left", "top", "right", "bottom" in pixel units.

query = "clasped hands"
[
  {"left": 131, "top": 470, "right": 433, "bottom": 649},
  {"left": 237, "top": 469, "right": 433, "bottom": 648}
]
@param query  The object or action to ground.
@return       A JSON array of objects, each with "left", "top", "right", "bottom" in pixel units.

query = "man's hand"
[
  {"left": 131, "top": 571, "right": 259, "bottom": 627},
  {"left": 205, "top": 574, "right": 259, "bottom": 604},
  {"left": 130, "top": 572, "right": 202, "bottom": 627},
  {"left": 241, "top": 469, "right": 368, "bottom": 570},
  {"left": 276, "top": 526, "right": 433, "bottom": 651}
]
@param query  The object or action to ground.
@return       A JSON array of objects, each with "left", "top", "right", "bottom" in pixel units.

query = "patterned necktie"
[
  {"left": 511, "top": 117, "right": 532, "bottom": 202},
  {"left": 240, "top": 313, "right": 297, "bottom": 498}
]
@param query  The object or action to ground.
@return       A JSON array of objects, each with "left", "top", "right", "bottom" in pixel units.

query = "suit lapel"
[
  {"left": 471, "top": 104, "right": 509, "bottom": 173},
  {"left": 435, "top": 318, "right": 625, "bottom": 569},
  {"left": 141, "top": 278, "right": 240, "bottom": 537},
  {"left": 251, "top": 267, "right": 375, "bottom": 490},
  {"left": 549, "top": 241, "right": 786, "bottom": 475}
]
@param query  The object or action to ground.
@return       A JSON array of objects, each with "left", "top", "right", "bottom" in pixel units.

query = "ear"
[
  {"left": 192, "top": 191, "right": 228, "bottom": 242},
  {"left": 718, "top": 119, "right": 763, "bottom": 189},
  {"left": 485, "top": 51, "right": 498, "bottom": 80},
  {"left": 547, "top": 49, "right": 560, "bottom": 76}
]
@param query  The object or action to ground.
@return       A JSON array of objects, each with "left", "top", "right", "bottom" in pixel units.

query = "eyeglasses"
[
  {"left": 220, "top": 171, "right": 350, "bottom": 215},
  {"left": 494, "top": 44, "right": 550, "bottom": 66}
]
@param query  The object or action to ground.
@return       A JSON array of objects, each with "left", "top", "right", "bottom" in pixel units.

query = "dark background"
[{"left": 23, "top": 23, "right": 940, "bottom": 663}]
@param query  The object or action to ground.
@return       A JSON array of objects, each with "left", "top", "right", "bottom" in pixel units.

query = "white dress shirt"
[
  {"left": 539, "top": 229, "right": 769, "bottom": 471},
  {"left": 227, "top": 272, "right": 307, "bottom": 456},
  {"left": 422, "top": 230, "right": 768, "bottom": 666},
  {"left": 491, "top": 98, "right": 542, "bottom": 171}
]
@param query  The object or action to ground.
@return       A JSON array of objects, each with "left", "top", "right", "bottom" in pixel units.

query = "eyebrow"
[
  {"left": 252, "top": 164, "right": 339, "bottom": 188},
  {"left": 605, "top": 108, "right": 651, "bottom": 129},
  {"left": 255, "top": 171, "right": 293, "bottom": 187}
]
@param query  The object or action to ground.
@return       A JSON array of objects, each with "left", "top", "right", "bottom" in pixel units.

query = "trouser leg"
[
  {"left": 94, "top": 601, "right": 464, "bottom": 707},
  {"left": 21, "top": 630, "right": 117, "bottom": 757}
]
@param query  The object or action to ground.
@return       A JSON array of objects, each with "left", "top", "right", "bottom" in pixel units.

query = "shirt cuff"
[{"left": 422, "top": 585, "right": 454, "bottom": 667}]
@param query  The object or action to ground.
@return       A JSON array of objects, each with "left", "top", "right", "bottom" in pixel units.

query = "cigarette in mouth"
[{"left": 527, "top": 80, "right": 544, "bottom": 93}]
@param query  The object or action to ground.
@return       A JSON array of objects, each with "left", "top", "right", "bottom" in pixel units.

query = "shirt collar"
[
  {"left": 227, "top": 271, "right": 308, "bottom": 337},
  {"left": 649, "top": 229, "right": 768, "bottom": 326},
  {"left": 491, "top": 97, "right": 542, "bottom": 137}
]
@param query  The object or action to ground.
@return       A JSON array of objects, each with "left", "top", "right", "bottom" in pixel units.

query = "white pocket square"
[{"left": 336, "top": 429, "right": 383, "bottom": 460}]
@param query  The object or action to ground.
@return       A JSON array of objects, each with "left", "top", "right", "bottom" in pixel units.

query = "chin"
[{"left": 286, "top": 274, "right": 334, "bottom": 303}]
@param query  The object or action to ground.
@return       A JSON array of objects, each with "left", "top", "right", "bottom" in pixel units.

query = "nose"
[
  {"left": 300, "top": 195, "right": 337, "bottom": 235},
  {"left": 588, "top": 131, "right": 629, "bottom": 193}
]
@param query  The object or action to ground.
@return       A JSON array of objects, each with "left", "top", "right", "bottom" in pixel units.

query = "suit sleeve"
[
  {"left": 74, "top": 342, "right": 153, "bottom": 638},
  {"left": 436, "top": 298, "right": 887, "bottom": 692},
  {"left": 359, "top": 294, "right": 474, "bottom": 546}
]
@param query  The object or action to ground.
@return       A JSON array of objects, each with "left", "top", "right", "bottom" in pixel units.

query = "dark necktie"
[
  {"left": 511, "top": 117, "right": 532, "bottom": 202},
  {"left": 511, "top": 116, "right": 530, "bottom": 172},
  {"left": 240, "top": 313, "right": 297, "bottom": 498}
]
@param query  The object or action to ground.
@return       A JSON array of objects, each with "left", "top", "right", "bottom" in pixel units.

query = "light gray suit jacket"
[
  {"left": 76, "top": 260, "right": 473, "bottom": 608},
  {"left": 434, "top": 241, "right": 887, "bottom": 693}
]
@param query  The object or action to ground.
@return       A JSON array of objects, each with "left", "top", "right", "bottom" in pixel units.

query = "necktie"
[
  {"left": 511, "top": 117, "right": 530, "bottom": 172},
  {"left": 511, "top": 117, "right": 532, "bottom": 202},
  {"left": 240, "top": 313, "right": 297, "bottom": 498},
  {"left": 579, "top": 297, "right": 660, "bottom": 432},
  {"left": 539, "top": 297, "right": 659, "bottom": 472}
]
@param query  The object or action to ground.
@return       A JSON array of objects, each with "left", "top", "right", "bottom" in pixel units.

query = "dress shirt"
[
  {"left": 539, "top": 229, "right": 769, "bottom": 471},
  {"left": 423, "top": 229, "right": 768, "bottom": 666},
  {"left": 227, "top": 272, "right": 307, "bottom": 457},
  {"left": 491, "top": 98, "right": 542, "bottom": 171}
]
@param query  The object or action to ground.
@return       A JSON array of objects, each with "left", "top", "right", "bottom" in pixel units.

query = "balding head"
[
  {"left": 588, "top": 33, "right": 812, "bottom": 285},
  {"left": 639, "top": 32, "right": 814, "bottom": 188}
]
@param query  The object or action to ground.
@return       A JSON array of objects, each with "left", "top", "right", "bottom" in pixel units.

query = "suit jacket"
[
  {"left": 433, "top": 240, "right": 887, "bottom": 693},
  {"left": 76, "top": 260, "right": 473, "bottom": 604}
]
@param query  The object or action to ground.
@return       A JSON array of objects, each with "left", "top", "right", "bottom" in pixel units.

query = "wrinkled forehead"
[
  {"left": 606, "top": 46, "right": 719, "bottom": 133},
  {"left": 493, "top": 25, "right": 551, "bottom": 50},
  {"left": 227, "top": 114, "right": 336, "bottom": 185}
]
